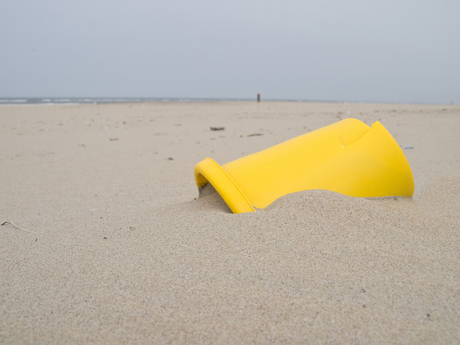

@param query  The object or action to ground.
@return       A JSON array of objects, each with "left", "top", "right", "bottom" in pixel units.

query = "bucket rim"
[{"left": 194, "top": 157, "right": 255, "bottom": 214}]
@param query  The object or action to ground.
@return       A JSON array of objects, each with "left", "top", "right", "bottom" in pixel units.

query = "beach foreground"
[{"left": 1, "top": 102, "right": 459, "bottom": 343}]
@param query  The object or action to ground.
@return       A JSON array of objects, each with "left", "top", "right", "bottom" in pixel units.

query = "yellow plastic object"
[{"left": 194, "top": 118, "right": 414, "bottom": 214}]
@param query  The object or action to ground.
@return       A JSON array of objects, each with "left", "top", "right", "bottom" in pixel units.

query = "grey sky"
[{"left": 1, "top": 1, "right": 459, "bottom": 103}]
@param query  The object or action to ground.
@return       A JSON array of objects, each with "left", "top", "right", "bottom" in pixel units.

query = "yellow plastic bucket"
[{"left": 194, "top": 118, "right": 414, "bottom": 213}]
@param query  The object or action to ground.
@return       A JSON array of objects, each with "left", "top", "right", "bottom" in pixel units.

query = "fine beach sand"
[{"left": 1, "top": 101, "right": 459, "bottom": 343}]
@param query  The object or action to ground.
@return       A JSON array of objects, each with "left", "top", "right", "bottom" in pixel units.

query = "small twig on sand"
[{"left": 1, "top": 221, "right": 37, "bottom": 234}]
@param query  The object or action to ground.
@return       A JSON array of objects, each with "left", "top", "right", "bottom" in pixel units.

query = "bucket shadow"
[
  {"left": 196, "top": 184, "right": 232, "bottom": 213},
  {"left": 175, "top": 184, "right": 232, "bottom": 214}
]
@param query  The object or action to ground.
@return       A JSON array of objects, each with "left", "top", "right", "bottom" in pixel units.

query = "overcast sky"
[{"left": 1, "top": 1, "right": 459, "bottom": 103}]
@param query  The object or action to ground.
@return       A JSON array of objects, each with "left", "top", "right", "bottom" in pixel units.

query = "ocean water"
[{"left": 0, "top": 97, "right": 254, "bottom": 105}]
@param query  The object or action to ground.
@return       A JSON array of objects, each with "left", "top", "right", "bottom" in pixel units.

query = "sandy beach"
[{"left": 1, "top": 101, "right": 459, "bottom": 343}]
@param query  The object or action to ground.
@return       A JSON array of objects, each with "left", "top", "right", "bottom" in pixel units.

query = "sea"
[{"left": 0, "top": 97, "right": 257, "bottom": 105}]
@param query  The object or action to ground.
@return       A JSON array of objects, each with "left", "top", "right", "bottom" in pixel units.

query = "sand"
[{"left": 1, "top": 101, "right": 459, "bottom": 344}]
